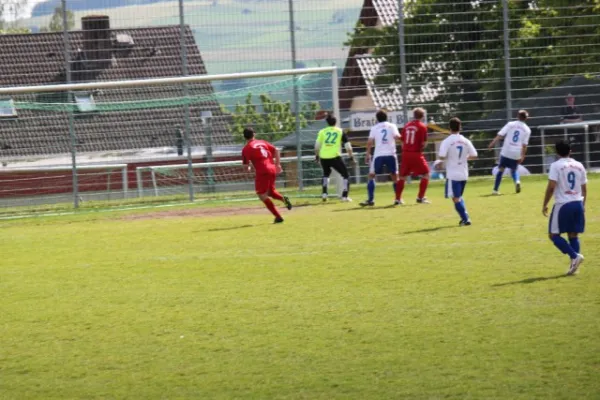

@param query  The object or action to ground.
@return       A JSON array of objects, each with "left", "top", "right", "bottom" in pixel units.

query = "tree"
[
  {"left": 346, "top": 0, "right": 600, "bottom": 123},
  {"left": 223, "top": 93, "right": 320, "bottom": 143},
  {"left": 0, "top": 0, "right": 30, "bottom": 34},
  {"left": 40, "top": 5, "right": 74, "bottom": 32}
]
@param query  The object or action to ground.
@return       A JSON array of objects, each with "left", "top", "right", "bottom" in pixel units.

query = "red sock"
[
  {"left": 262, "top": 198, "right": 281, "bottom": 218},
  {"left": 395, "top": 180, "right": 405, "bottom": 200},
  {"left": 269, "top": 190, "right": 284, "bottom": 202},
  {"left": 418, "top": 178, "right": 429, "bottom": 199}
]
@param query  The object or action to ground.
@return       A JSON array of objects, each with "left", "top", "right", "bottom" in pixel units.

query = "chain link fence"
[{"left": 0, "top": 0, "right": 599, "bottom": 212}]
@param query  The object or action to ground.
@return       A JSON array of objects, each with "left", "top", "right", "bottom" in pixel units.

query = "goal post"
[
  {"left": 135, "top": 154, "right": 358, "bottom": 199},
  {"left": 0, "top": 164, "right": 128, "bottom": 206},
  {"left": 0, "top": 66, "right": 343, "bottom": 210}
]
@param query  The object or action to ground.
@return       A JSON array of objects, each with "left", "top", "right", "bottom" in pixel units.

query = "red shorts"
[
  {"left": 400, "top": 152, "right": 430, "bottom": 177},
  {"left": 255, "top": 171, "right": 277, "bottom": 195}
]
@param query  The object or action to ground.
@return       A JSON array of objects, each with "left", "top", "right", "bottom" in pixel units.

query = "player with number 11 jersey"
[{"left": 396, "top": 108, "right": 430, "bottom": 205}]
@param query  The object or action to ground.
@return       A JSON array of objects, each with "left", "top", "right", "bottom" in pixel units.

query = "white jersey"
[
  {"left": 369, "top": 122, "right": 400, "bottom": 158},
  {"left": 498, "top": 120, "right": 531, "bottom": 160},
  {"left": 548, "top": 157, "right": 587, "bottom": 204},
  {"left": 438, "top": 133, "right": 478, "bottom": 181}
]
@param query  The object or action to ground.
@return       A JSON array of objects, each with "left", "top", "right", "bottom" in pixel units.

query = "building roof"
[
  {"left": 339, "top": 0, "right": 404, "bottom": 112},
  {"left": 464, "top": 76, "right": 600, "bottom": 133},
  {"left": 373, "top": 0, "right": 398, "bottom": 27},
  {"left": 0, "top": 21, "right": 231, "bottom": 159},
  {"left": 355, "top": 55, "right": 438, "bottom": 111}
]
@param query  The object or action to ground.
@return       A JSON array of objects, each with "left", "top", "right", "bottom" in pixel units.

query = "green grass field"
[{"left": 1, "top": 176, "right": 599, "bottom": 399}]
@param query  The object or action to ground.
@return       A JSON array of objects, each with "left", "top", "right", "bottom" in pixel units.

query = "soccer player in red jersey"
[
  {"left": 241, "top": 127, "right": 292, "bottom": 223},
  {"left": 395, "top": 108, "right": 431, "bottom": 205}
]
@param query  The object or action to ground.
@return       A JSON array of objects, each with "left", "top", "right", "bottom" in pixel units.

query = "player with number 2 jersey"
[
  {"left": 242, "top": 127, "right": 292, "bottom": 223},
  {"left": 543, "top": 140, "right": 587, "bottom": 275},
  {"left": 360, "top": 110, "right": 401, "bottom": 207},
  {"left": 396, "top": 108, "right": 430, "bottom": 205},
  {"left": 487, "top": 110, "right": 531, "bottom": 194}
]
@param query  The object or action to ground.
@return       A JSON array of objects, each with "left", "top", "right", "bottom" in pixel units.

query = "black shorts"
[{"left": 320, "top": 156, "right": 349, "bottom": 178}]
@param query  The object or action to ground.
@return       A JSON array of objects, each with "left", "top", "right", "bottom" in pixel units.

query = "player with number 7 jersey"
[
  {"left": 437, "top": 117, "right": 478, "bottom": 226},
  {"left": 241, "top": 127, "right": 292, "bottom": 223}
]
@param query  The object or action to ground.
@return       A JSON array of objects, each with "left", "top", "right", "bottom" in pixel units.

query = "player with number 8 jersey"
[
  {"left": 242, "top": 127, "right": 292, "bottom": 223},
  {"left": 487, "top": 110, "right": 531, "bottom": 194}
]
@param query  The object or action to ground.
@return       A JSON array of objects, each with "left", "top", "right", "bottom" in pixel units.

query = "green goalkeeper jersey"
[{"left": 317, "top": 126, "right": 348, "bottom": 159}]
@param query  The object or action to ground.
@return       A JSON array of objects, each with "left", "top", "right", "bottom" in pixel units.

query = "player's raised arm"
[
  {"left": 438, "top": 140, "right": 448, "bottom": 160},
  {"left": 365, "top": 127, "right": 375, "bottom": 164},
  {"left": 467, "top": 140, "right": 478, "bottom": 160},
  {"left": 488, "top": 123, "right": 509, "bottom": 150},
  {"left": 273, "top": 146, "right": 282, "bottom": 174},
  {"left": 542, "top": 179, "right": 557, "bottom": 217},
  {"left": 314, "top": 133, "right": 322, "bottom": 162},
  {"left": 342, "top": 132, "right": 355, "bottom": 163},
  {"left": 241, "top": 149, "right": 251, "bottom": 173},
  {"left": 542, "top": 162, "right": 558, "bottom": 216}
]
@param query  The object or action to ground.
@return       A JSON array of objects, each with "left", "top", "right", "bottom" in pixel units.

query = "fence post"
[
  {"left": 201, "top": 111, "right": 215, "bottom": 193},
  {"left": 62, "top": 0, "right": 79, "bottom": 209},
  {"left": 502, "top": 0, "right": 513, "bottom": 121},
  {"left": 179, "top": 0, "right": 195, "bottom": 202},
  {"left": 397, "top": 0, "right": 409, "bottom": 125},
  {"left": 288, "top": 0, "right": 303, "bottom": 190}
]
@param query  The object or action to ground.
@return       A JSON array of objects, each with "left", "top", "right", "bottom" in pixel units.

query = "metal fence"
[{"left": 0, "top": 0, "right": 599, "bottom": 212}]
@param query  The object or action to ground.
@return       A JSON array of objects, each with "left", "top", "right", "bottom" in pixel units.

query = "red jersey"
[
  {"left": 401, "top": 120, "right": 428, "bottom": 153},
  {"left": 242, "top": 139, "right": 277, "bottom": 175}
]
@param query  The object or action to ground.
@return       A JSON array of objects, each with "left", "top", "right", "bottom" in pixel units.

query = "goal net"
[{"left": 0, "top": 67, "right": 348, "bottom": 210}]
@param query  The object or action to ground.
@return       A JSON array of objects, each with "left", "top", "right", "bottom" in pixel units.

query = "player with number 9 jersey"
[{"left": 543, "top": 140, "right": 587, "bottom": 275}]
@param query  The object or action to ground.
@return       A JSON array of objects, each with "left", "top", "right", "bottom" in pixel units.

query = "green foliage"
[
  {"left": 39, "top": 5, "right": 75, "bottom": 32},
  {"left": 1, "top": 177, "right": 599, "bottom": 398},
  {"left": 0, "top": 0, "right": 29, "bottom": 33},
  {"left": 346, "top": 0, "right": 600, "bottom": 120},
  {"left": 223, "top": 93, "right": 319, "bottom": 143},
  {"left": 0, "top": 26, "right": 30, "bottom": 34}
]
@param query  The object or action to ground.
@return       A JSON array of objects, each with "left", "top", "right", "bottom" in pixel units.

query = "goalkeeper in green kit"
[{"left": 315, "top": 113, "right": 355, "bottom": 202}]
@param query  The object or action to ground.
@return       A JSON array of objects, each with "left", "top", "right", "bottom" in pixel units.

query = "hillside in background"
[
  {"left": 32, "top": 0, "right": 171, "bottom": 16},
  {"left": 22, "top": 0, "right": 362, "bottom": 106}
]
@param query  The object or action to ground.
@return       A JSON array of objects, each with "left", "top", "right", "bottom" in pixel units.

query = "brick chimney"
[{"left": 82, "top": 15, "right": 112, "bottom": 69}]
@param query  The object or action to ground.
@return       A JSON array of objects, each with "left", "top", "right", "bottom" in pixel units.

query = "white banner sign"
[{"left": 348, "top": 111, "right": 427, "bottom": 131}]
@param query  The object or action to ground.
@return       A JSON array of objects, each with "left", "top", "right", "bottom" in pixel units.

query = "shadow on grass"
[
  {"left": 331, "top": 204, "right": 409, "bottom": 212},
  {"left": 403, "top": 225, "right": 456, "bottom": 234},
  {"left": 207, "top": 224, "right": 255, "bottom": 232},
  {"left": 480, "top": 193, "right": 517, "bottom": 198},
  {"left": 492, "top": 274, "right": 568, "bottom": 287}
]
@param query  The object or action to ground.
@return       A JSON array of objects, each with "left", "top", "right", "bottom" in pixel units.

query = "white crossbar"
[{"left": 0, "top": 67, "right": 337, "bottom": 95}]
